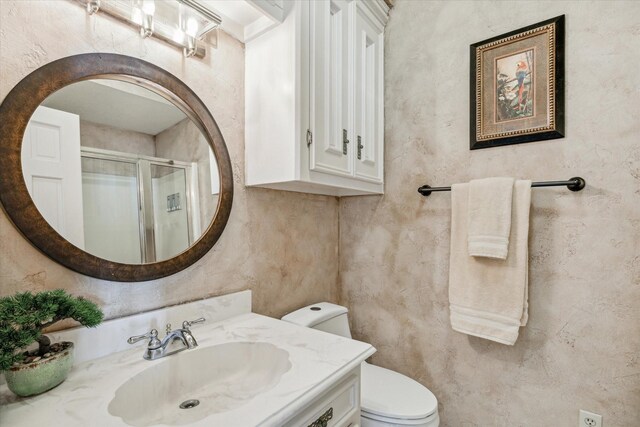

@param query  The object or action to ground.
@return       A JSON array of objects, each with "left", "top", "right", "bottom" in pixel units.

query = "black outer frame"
[{"left": 470, "top": 15, "right": 565, "bottom": 150}]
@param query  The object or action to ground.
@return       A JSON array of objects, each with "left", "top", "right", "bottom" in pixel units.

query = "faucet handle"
[
  {"left": 127, "top": 329, "right": 160, "bottom": 345},
  {"left": 182, "top": 317, "right": 206, "bottom": 330}
]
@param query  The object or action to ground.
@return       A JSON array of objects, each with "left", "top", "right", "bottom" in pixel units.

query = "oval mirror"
[{"left": 0, "top": 54, "right": 233, "bottom": 282}]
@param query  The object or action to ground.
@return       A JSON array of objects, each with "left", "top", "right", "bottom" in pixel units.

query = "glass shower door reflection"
[
  {"left": 150, "top": 164, "right": 191, "bottom": 261},
  {"left": 81, "top": 157, "right": 142, "bottom": 263}
]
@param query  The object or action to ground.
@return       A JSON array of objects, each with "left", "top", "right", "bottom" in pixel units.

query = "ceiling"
[
  {"left": 199, "top": 0, "right": 283, "bottom": 42},
  {"left": 202, "top": 0, "right": 264, "bottom": 26},
  {"left": 43, "top": 80, "right": 187, "bottom": 136}
]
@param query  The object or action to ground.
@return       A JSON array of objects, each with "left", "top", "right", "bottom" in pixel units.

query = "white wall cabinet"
[{"left": 246, "top": 0, "right": 388, "bottom": 196}]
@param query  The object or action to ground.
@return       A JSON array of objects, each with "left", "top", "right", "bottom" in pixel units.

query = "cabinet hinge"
[{"left": 306, "top": 129, "right": 313, "bottom": 147}]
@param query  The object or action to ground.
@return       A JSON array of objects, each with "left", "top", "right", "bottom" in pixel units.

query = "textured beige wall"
[
  {"left": 0, "top": 1, "right": 339, "bottom": 320},
  {"left": 80, "top": 120, "right": 156, "bottom": 157},
  {"left": 339, "top": 1, "right": 640, "bottom": 426}
]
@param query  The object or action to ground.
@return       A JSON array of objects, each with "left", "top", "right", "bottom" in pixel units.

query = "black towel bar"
[{"left": 418, "top": 177, "right": 586, "bottom": 197}]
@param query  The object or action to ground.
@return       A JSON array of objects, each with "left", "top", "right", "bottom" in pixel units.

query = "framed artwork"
[{"left": 470, "top": 15, "right": 565, "bottom": 150}]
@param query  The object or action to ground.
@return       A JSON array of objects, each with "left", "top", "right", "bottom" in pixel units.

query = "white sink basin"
[{"left": 108, "top": 342, "right": 291, "bottom": 426}]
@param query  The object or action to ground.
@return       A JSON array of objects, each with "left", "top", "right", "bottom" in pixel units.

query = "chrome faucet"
[{"left": 127, "top": 317, "right": 205, "bottom": 360}]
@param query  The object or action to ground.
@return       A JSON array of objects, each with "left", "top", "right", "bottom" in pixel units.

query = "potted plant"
[{"left": 0, "top": 289, "right": 103, "bottom": 397}]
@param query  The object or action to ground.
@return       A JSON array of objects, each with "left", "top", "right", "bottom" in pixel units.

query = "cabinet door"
[
  {"left": 354, "top": 2, "right": 383, "bottom": 183},
  {"left": 309, "top": 0, "right": 354, "bottom": 177}
]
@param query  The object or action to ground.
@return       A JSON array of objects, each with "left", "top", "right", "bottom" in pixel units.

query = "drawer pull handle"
[{"left": 308, "top": 407, "right": 333, "bottom": 427}]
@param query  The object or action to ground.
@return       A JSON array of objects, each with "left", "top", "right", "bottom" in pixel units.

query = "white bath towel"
[
  {"left": 449, "top": 180, "right": 531, "bottom": 345},
  {"left": 468, "top": 177, "right": 515, "bottom": 259}
]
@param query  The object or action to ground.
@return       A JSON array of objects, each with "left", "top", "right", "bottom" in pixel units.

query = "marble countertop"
[{"left": 0, "top": 313, "right": 375, "bottom": 426}]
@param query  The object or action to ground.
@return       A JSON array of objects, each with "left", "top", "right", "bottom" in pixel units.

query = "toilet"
[{"left": 282, "top": 303, "right": 440, "bottom": 427}]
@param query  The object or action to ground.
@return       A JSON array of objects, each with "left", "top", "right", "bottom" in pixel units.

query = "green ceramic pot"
[{"left": 4, "top": 342, "right": 74, "bottom": 397}]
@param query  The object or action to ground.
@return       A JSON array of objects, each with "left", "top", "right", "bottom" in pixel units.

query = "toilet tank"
[{"left": 281, "top": 302, "right": 352, "bottom": 339}]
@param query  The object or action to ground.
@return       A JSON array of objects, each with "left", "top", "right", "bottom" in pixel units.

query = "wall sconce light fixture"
[{"left": 80, "top": 0, "right": 221, "bottom": 58}]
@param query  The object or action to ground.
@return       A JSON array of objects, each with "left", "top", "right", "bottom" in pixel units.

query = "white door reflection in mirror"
[
  {"left": 21, "top": 106, "right": 85, "bottom": 249},
  {"left": 22, "top": 79, "right": 221, "bottom": 264}
]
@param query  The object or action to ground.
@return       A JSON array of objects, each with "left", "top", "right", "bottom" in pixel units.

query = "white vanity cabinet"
[
  {"left": 245, "top": 0, "right": 388, "bottom": 196},
  {"left": 283, "top": 367, "right": 362, "bottom": 427},
  {"left": 0, "top": 290, "right": 377, "bottom": 427}
]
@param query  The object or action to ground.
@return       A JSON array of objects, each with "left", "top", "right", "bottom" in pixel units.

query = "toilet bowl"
[
  {"left": 282, "top": 303, "right": 439, "bottom": 427},
  {"left": 360, "top": 362, "right": 439, "bottom": 427}
]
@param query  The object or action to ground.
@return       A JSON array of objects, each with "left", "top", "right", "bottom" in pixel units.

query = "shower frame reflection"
[{"left": 81, "top": 147, "right": 201, "bottom": 264}]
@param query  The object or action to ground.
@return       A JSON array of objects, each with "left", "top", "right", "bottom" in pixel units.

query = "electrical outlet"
[{"left": 579, "top": 410, "right": 602, "bottom": 427}]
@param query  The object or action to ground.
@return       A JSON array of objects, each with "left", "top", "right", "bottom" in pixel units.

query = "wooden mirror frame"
[{"left": 0, "top": 53, "right": 233, "bottom": 282}]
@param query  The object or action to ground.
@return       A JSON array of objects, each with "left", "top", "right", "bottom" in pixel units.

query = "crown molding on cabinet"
[{"left": 367, "top": 0, "right": 391, "bottom": 24}]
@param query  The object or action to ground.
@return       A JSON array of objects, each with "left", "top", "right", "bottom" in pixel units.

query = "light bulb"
[
  {"left": 186, "top": 17, "right": 199, "bottom": 37},
  {"left": 142, "top": 0, "right": 155, "bottom": 16},
  {"left": 173, "top": 28, "right": 185, "bottom": 44},
  {"left": 131, "top": 7, "right": 143, "bottom": 25}
]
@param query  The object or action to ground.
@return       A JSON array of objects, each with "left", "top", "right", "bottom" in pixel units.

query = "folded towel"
[
  {"left": 468, "top": 177, "right": 515, "bottom": 259},
  {"left": 449, "top": 180, "right": 531, "bottom": 345}
]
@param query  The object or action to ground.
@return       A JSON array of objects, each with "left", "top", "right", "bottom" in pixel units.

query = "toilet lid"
[{"left": 361, "top": 362, "right": 438, "bottom": 421}]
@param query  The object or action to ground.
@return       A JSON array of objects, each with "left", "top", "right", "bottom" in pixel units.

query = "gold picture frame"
[{"left": 470, "top": 15, "right": 565, "bottom": 149}]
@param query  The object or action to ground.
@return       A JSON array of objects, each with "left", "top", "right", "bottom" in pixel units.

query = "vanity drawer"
[{"left": 284, "top": 369, "right": 360, "bottom": 427}]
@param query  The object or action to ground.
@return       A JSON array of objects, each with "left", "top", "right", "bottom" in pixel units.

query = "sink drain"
[{"left": 179, "top": 399, "right": 200, "bottom": 409}]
